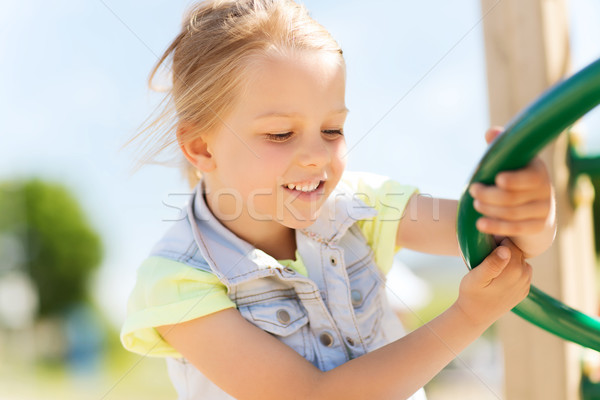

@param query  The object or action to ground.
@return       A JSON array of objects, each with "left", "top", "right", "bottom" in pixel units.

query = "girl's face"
[{"left": 203, "top": 49, "right": 348, "bottom": 229}]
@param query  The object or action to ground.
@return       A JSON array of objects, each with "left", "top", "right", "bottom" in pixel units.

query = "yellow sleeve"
[
  {"left": 120, "top": 256, "right": 236, "bottom": 358},
  {"left": 341, "top": 171, "right": 418, "bottom": 275}
]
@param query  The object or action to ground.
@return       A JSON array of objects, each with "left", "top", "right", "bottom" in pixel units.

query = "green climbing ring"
[{"left": 457, "top": 57, "right": 600, "bottom": 351}]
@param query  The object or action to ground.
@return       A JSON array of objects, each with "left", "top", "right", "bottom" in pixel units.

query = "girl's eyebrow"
[{"left": 253, "top": 108, "right": 349, "bottom": 120}]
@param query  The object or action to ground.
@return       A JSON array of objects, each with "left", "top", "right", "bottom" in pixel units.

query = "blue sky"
[{"left": 1, "top": 0, "right": 599, "bottom": 327}]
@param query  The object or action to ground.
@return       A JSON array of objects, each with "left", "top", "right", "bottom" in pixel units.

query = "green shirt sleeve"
[
  {"left": 120, "top": 256, "right": 236, "bottom": 358},
  {"left": 341, "top": 171, "right": 418, "bottom": 275}
]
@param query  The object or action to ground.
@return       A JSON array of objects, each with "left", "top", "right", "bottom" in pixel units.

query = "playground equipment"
[{"left": 457, "top": 57, "right": 600, "bottom": 351}]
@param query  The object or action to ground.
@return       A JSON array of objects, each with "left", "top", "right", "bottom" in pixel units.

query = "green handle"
[{"left": 457, "top": 57, "right": 600, "bottom": 351}]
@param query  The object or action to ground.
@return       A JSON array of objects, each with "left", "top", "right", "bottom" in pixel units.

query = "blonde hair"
[{"left": 122, "top": 0, "right": 344, "bottom": 189}]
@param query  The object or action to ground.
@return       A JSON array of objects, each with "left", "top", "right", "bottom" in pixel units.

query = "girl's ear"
[{"left": 177, "top": 125, "right": 217, "bottom": 173}]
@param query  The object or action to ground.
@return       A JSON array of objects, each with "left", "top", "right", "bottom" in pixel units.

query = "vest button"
[
  {"left": 351, "top": 289, "right": 363, "bottom": 307},
  {"left": 283, "top": 267, "right": 295, "bottom": 274},
  {"left": 329, "top": 256, "right": 337, "bottom": 266},
  {"left": 276, "top": 309, "right": 291, "bottom": 325},
  {"left": 319, "top": 332, "right": 334, "bottom": 347},
  {"left": 346, "top": 337, "right": 355, "bottom": 346}
]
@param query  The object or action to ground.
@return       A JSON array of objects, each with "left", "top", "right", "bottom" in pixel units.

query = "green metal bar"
[{"left": 457, "top": 57, "right": 600, "bottom": 351}]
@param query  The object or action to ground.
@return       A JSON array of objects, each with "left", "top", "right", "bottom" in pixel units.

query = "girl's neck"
[
  {"left": 203, "top": 191, "right": 298, "bottom": 261},
  {"left": 225, "top": 217, "right": 298, "bottom": 260},
  {"left": 246, "top": 223, "right": 297, "bottom": 260}
]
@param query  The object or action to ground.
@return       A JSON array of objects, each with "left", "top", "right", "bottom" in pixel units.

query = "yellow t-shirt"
[{"left": 121, "top": 172, "right": 417, "bottom": 357}]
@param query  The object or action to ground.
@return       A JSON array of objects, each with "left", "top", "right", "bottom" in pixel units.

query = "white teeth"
[{"left": 285, "top": 181, "right": 320, "bottom": 192}]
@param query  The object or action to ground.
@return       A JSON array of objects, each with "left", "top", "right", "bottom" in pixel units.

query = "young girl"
[{"left": 121, "top": 1, "right": 556, "bottom": 398}]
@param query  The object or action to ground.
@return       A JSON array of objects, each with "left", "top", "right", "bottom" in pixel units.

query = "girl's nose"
[{"left": 297, "top": 134, "right": 331, "bottom": 168}]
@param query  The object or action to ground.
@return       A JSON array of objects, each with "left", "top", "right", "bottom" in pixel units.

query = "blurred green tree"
[{"left": 0, "top": 178, "right": 103, "bottom": 318}]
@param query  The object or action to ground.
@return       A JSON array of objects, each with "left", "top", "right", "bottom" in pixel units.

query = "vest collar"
[
  {"left": 187, "top": 179, "right": 377, "bottom": 285},
  {"left": 298, "top": 179, "right": 377, "bottom": 244}
]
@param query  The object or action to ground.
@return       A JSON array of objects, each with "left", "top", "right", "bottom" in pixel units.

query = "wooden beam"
[{"left": 480, "top": 1, "right": 598, "bottom": 399}]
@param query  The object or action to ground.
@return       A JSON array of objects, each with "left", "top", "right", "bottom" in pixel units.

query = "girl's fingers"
[
  {"left": 485, "top": 126, "right": 504, "bottom": 144},
  {"left": 481, "top": 239, "right": 530, "bottom": 287},
  {"left": 471, "top": 245, "right": 511, "bottom": 286},
  {"left": 495, "top": 159, "right": 549, "bottom": 191},
  {"left": 473, "top": 199, "right": 551, "bottom": 221},
  {"left": 469, "top": 183, "right": 546, "bottom": 206},
  {"left": 476, "top": 217, "right": 547, "bottom": 236},
  {"left": 499, "top": 238, "right": 523, "bottom": 259}
]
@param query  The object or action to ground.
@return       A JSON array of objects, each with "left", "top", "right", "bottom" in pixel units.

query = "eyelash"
[{"left": 265, "top": 129, "right": 344, "bottom": 142}]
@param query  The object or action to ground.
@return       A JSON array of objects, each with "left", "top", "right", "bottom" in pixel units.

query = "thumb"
[
  {"left": 485, "top": 126, "right": 504, "bottom": 145},
  {"left": 471, "top": 246, "right": 511, "bottom": 285}
]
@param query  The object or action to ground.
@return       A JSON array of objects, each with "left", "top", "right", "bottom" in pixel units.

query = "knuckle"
[
  {"left": 513, "top": 205, "right": 539, "bottom": 222},
  {"left": 478, "top": 187, "right": 493, "bottom": 201},
  {"left": 510, "top": 206, "right": 527, "bottom": 220},
  {"left": 485, "top": 206, "right": 504, "bottom": 219},
  {"left": 473, "top": 200, "right": 485, "bottom": 213},
  {"left": 487, "top": 260, "right": 502, "bottom": 274},
  {"left": 512, "top": 223, "right": 525, "bottom": 235},
  {"left": 533, "top": 173, "right": 544, "bottom": 186},
  {"left": 497, "top": 173, "right": 510, "bottom": 186},
  {"left": 488, "top": 253, "right": 508, "bottom": 272},
  {"left": 522, "top": 263, "right": 533, "bottom": 279},
  {"left": 507, "top": 264, "right": 522, "bottom": 281},
  {"left": 500, "top": 258, "right": 514, "bottom": 272},
  {"left": 513, "top": 246, "right": 525, "bottom": 259},
  {"left": 501, "top": 190, "right": 518, "bottom": 204}
]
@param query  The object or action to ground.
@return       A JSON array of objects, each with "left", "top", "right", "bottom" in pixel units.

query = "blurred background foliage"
[
  {"left": 0, "top": 177, "right": 175, "bottom": 399},
  {"left": 0, "top": 178, "right": 103, "bottom": 318}
]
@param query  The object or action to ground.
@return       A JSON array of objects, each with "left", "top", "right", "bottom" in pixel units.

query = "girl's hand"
[
  {"left": 468, "top": 126, "right": 556, "bottom": 257},
  {"left": 455, "top": 238, "right": 532, "bottom": 328}
]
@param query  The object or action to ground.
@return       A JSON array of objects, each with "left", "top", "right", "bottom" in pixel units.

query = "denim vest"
[{"left": 150, "top": 179, "right": 427, "bottom": 400}]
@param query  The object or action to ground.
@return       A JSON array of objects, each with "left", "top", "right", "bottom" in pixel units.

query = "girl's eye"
[
  {"left": 322, "top": 129, "right": 344, "bottom": 137},
  {"left": 265, "top": 132, "right": 293, "bottom": 142},
  {"left": 264, "top": 129, "right": 343, "bottom": 142}
]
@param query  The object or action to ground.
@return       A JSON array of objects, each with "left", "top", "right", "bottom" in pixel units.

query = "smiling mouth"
[{"left": 282, "top": 180, "right": 325, "bottom": 193}]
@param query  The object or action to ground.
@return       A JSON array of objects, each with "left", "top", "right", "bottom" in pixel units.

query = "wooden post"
[{"left": 480, "top": 1, "right": 598, "bottom": 399}]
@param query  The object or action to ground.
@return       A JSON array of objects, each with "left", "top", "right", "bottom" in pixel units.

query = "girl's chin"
[{"left": 278, "top": 211, "right": 322, "bottom": 230}]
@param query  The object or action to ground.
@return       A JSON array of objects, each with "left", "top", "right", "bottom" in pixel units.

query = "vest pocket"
[
  {"left": 238, "top": 297, "right": 310, "bottom": 358},
  {"left": 347, "top": 261, "right": 385, "bottom": 344}
]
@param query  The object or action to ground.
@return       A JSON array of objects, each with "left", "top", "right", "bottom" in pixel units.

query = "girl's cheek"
[
  {"left": 259, "top": 145, "right": 294, "bottom": 166},
  {"left": 332, "top": 140, "right": 348, "bottom": 165}
]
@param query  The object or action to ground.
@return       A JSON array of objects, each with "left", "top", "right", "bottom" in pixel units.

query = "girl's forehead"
[
  {"left": 247, "top": 48, "right": 344, "bottom": 75},
  {"left": 236, "top": 50, "right": 346, "bottom": 117}
]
